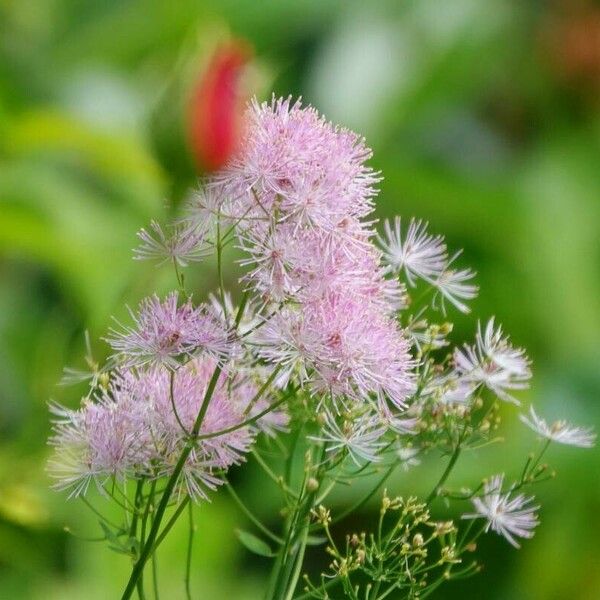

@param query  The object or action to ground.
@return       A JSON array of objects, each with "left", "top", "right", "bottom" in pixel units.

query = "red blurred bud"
[{"left": 188, "top": 41, "right": 252, "bottom": 172}]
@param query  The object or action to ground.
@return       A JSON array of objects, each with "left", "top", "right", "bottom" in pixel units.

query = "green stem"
[
  {"left": 140, "top": 479, "right": 156, "bottom": 553},
  {"left": 242, "top": 365, "right": 283, "bottom": 417},
  {"left": 294, "top": 577, "right": 340, "bottom": 600},
  {"left": 197, "top": 394, "right": 287, "bottom": 441},
  {"left": 185, "top": 501, "right": 194, "bottom": 600},
  {"left": 152, "top": 552, "right": 159, "bottom": 600},
  {"left": 226, "top": 483, "right": 283, "bottom": 544},
  {"left": 269, "top": 444, "right": 327, "bottom": 600},
  {"left": 331, "top": 465, "right": 396, "bottom": 526},
  {"left": 80, "top": 497, "right": 121, "bottom": 530},
  {"left": 121, "top": 365, "right": 222, "bottom": 600},
  {"left": 216, "top": 214, "right": 228, "bottom": 324},
  {"left": 153, "top": 498, "right": 190, "bottom": 551},
  {"left": 283, "top": 524, "right": 310, "bottom": 600},
  {"left": 426, "top": 436, "right": 465, "bottom": 506},
  {"left": 169, "top": 369, "right": 190, "bottom": 436},
  {"left": 130, "top": 480, "right": 146, "bottom": 600}
]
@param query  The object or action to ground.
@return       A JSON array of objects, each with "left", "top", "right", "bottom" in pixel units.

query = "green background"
[{"left": 1, "top": 1, "right": 599, "bottom": 598}]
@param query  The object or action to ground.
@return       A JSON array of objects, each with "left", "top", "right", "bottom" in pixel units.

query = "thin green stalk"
[
  {"left": 283, "top": 523, "right": 310, "bottom": 600},
  {"left": 265, "top": 467, "right": 309, "bottom": 599},
  {"left": 242, "top": 365, "right": 283, "bottom": 417},
  {"left": 140, "top": 480, "right": 157, "bottom": 548},
  {"left": 152, "top": 552, "right": 159, "bottom": 600},
  {"left": 169, "top": 369, "right": 190, "bottom": 436},
  {"left": 198, "top": 381, "right": 291, "bottom": 442},
  {"left": 234, "top": 291, "right": 249, "bottom": 328},
  {"left": 285, "top": 429, "right": 301, "bottom": 487},
  {"left": 253, "top": 449, "right": 298, "bottom": 499},
  {"left": 153, "top": 498, "right": 190, "bottom": 551},
  {"left": 172, "top": 258, "right": 185, "bottom": 294},
  {"left": 80, "top": 497, "right": 121, "bottom": 530},
  {"left": 216, "top": 214, "right": 228, "bottom": 324},
  {"left": 330, "top": 465, "right": 396, "bottom": 526},
  {"left": 185, "top": 501, "right": 194, "bottom": 600},
  {"left": 130, "top": 480, "right": 146, "bottom": 600},
  {"left": 269, "top": 444, "right": 327, "bottom": 600},
  {"left": 226, "top": 483, "right": 283, "bottom": 544},
  {"left": 271, "top": 498, "right": 307, "bottom": 599},
  {"left": 425, "top": 436, "right": 465, "bottom": 506},
  {"left": 121, "top": 365, "right": 222, "bottom": 599},
  {"left": 294, "top": 577, "right": 340, "bottom": 600}
]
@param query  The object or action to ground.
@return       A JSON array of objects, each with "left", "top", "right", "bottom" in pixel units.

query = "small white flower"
[
  {"left": 437, "top": 377, "right": 475, "bottom": 406},
  {"left": 454, "top": 318, "right": 531, "bottom": 404},
  {"left": 462, "top": 474, "right": 539, "bottom": 548},
  {"left": 309, "top": 410, "right": 387, "bottom": 465},
  {"left": 134, "top": 220, "right": 211, "bottom": 267},
  {"left": 377, "top": 218, "right": 447, "bottom": 286},
  {"left": 433, "top": 254, "right": 478, "bottom": 314},
  {"left": 520, "top": 406, "right": 596, "bottom": 448},
  {"left": 397, "top": 446, "right": 420, "bottom": 471}
]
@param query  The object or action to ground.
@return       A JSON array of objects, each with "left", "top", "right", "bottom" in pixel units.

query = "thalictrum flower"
[
  {"left": 433, "top": 255, "right": 478, "bottom": 314},
  {"left": 134, "top": 220, "right": 212, "bottom": 267},
  {"left": 106, "top": 292, "right": 230, "bottom": 368},
  {"left": 454, "top": 318, "right": 531, "bottom": 404},
  {"left": 309, "top": 410, "right": 387, "bottom": 465},
  {"left": 48, "top": 357, "right": 285, "bottom": 501},
  {"left": 462, "top": 474, "right": 539, "bottom": 548},
  {"left": 520, "top": 406, "right": 596, "bottom": 448},
  {"left": 377, "top": 217, "right": 448, "bottom": 286}
]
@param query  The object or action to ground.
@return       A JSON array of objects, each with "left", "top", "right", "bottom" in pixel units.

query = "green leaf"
[
  {"left": 305, "top": 535, "right": 327, "bottom": 546},
  {"left": 98, "top": 521, "right": 121, "bottom": 546},
  {"left": 98, "top": 522, "right": 134, "bottom": 556},
  {"left": 235, "top": 529, "right": 274, "bottom": 557}
]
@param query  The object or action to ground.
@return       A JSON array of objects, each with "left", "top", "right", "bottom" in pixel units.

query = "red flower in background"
[{"left": 188, "top": 41, "right": 252, "bottom": 172}]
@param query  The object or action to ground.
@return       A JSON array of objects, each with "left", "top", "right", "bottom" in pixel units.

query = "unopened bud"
[
  {"left": 307, "top": 477, "right": 319, "bottom": 492},
  {"left": 99, "top": 372, "right": 110, "bottom": 389}
]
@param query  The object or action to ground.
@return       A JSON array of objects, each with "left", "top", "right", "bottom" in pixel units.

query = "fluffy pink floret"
[
  {"left": 256, "top": 293, "right": 413, "bottom": 409},
  {"left": 48, "top": 357, "right": 286, "bottom": 500},
  {"left": 106, "top": 292, "right": 231, "bottom": 368},
  {"left": 216, "top": 97, "right": 414, "bottom": 409},
  {"left": 216, "top": 96, "right": 380, "bottom": 228}
]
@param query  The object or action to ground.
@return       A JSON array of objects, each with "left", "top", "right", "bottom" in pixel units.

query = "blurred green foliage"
[{"left": 1, "top": 1, "right": 599, "bottom": 598}]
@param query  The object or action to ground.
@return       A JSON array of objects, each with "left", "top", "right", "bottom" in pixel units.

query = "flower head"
[
  {"left": 255, "top": 294, "right": 414, "bottom": 409},
  {"left": 212, "top": 97, "right": 415, "bottom": 411},
  {"left": 433, "top": 257, "right": 478, "bottom": 315},
  {"left": 377, "top": 218, "right": 447, "bottom": 286},
  {"left": 397, "top": 446, "right": 421, "bottom": 471},
  {"left": 48, "top": 357, "right": 285, "bottom": 501},
  {"left": 309, "top": 410, "right": 387, "bottom": 465},
  {"left": 520, "top": 406, "right": 595, "bottom": 448},
  {"left": 217, "top": 96, "right": 380, "bottom": 227},
  {"left": 134, "top": 220, "right": 212, "bottom": 267},
  {"left": 106, "top": 292, "right": 230, "bottom": 368},
  {"left": 454, "top": 318, "right": 531, "bottom": 404},
  {"left": 462, "top": 474, "right": 539, "bottom": 548},
  {"left": 47, "top": 395, "right": 152, "bottom": 498}
]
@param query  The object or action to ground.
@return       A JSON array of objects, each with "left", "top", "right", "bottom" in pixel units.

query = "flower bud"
[{"left": 307, "top": 477, "right": 319, "bottom": 492}]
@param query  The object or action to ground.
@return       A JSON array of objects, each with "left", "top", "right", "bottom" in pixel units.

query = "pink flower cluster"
[
  {"left": 49, "top": 97, "right": 415, "bottom": 499},
  {"left": 49, "top": 357, "right": 284, "bottom": 499},
  {"left": 106, "top": 293, "right": 230, "bottom": 368},
  {"left": 192, "top": 97, "right": 414, "bottom": 409}
]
